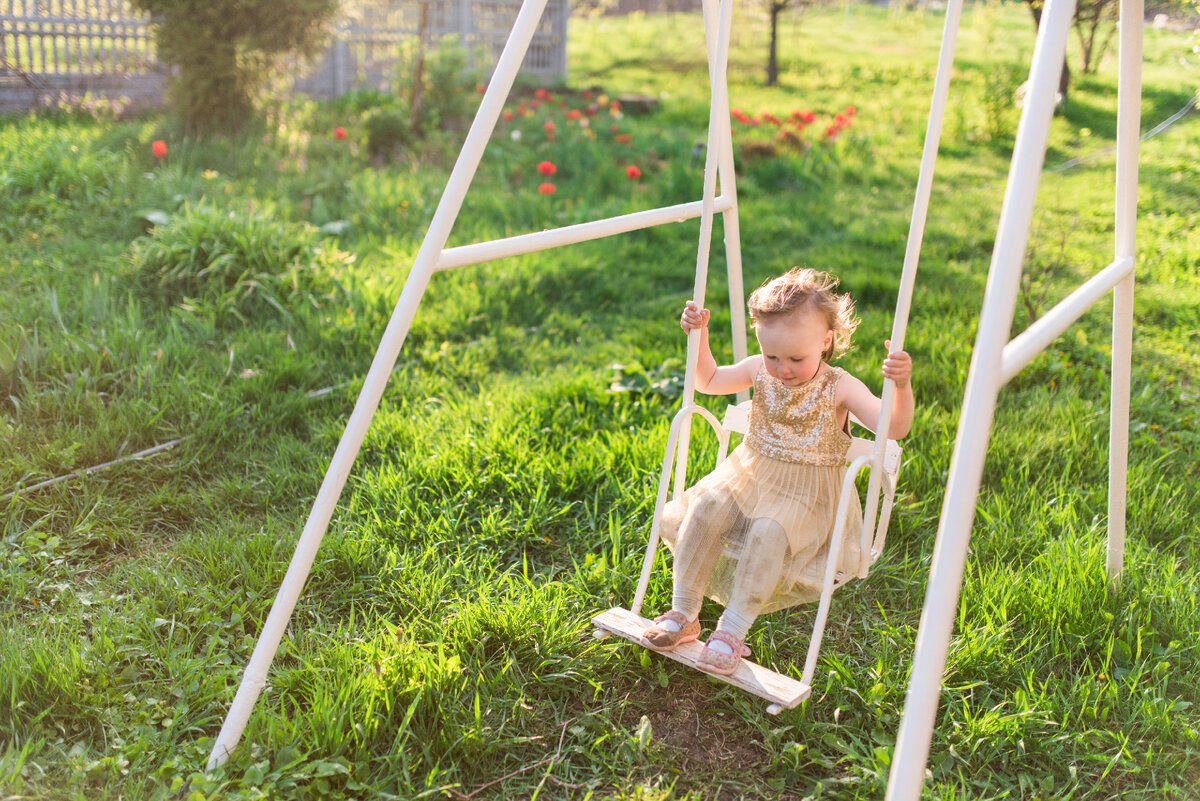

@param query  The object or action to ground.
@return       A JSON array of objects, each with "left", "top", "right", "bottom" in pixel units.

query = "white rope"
[
  {"left": 1046, "top": 94, "right": 1197, "bottom": 173},
  {"left": 2, "top": 438, "right": 189, "bottom": 501}
]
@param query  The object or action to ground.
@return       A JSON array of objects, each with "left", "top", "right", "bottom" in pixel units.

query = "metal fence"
[{"left": 0, "top": 0, "right": 569, "bottom": 112}]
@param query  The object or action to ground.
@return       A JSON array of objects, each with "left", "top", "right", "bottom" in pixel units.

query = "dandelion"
[
  {"left": 537, "top": 160, "right": 557, "bottom": 176},
  {"left": 152, "top": 140, "right": 168, "bottom": 159},
  {"left": 334, "top": 126, "right": 347, "bottom": 140},
  {"left": 538, "top": 182, "right": 556, "bottom": 195},
  {"left": 626, "top": 165, "right": 642, "bottom": 180}
]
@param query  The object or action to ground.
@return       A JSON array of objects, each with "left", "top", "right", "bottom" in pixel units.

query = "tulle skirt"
[{"left": 658, "top": 442, "right": 863, "bottom": 613}]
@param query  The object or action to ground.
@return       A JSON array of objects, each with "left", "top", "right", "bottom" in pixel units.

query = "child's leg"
[
  {"left": 669, "top": 492, "right": 739, "bottom": 622},
  {"left": 711, "top": 518, "right": 788, "bottom": 647}
]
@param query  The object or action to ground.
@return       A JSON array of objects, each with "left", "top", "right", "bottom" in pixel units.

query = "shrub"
[
  {"left": 128, "top": 203, "right": 352, "bottom": 325},
  {"left": 364, "top": 108, "right": 413, "bottom": 160},
  {"left": 131, "top": 0, "right": 338, "bottom": 134},
  {"left": 393, "top": 36, "right": 482, "bottom": 138}
]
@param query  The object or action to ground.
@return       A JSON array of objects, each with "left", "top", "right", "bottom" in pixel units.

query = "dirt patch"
[{"left": 614, "top": 680, "right": 786, "bottom": 799}]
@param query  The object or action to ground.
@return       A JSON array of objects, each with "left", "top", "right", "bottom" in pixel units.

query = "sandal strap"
[
  {"left": 652, "top": 609, "right": 692, "bottom": 628},
  {"left": 707, "top": 629, "right": 751, "bottom": 657}
]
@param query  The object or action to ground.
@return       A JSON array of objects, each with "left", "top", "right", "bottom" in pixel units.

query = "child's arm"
[
  {"left": 837, "top": 342, "right": 914, "bottom": 439},
  {"left": 681, "top": 301, "right": 760, "bottom": 395}
]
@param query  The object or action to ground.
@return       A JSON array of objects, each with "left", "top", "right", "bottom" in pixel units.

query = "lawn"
[{"left": 2, "top": 2, "right": 1199, "bottom": 799}]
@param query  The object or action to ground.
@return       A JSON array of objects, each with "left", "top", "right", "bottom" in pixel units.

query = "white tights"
[{"left": 669, "top": 493, "right": 788, "bottom": 642}]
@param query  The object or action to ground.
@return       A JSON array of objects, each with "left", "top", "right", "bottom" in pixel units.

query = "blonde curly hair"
[{"left": 748, "top": 267, "right": 859, "bottom": 360}]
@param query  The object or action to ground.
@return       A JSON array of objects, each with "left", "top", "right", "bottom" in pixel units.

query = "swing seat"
[{"left": 593, "top": 399, "right": 902, "bottom": 713}]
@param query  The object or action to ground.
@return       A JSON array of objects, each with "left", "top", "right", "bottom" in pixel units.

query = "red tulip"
[
  {"left": 614, "top": 133, "right": 632, "bottom": 144},
  {"left": 845, "top": 105, "right": 857, "bottom": 116},
  {"left": 535, "top": 88, "right": 549, "bottom": 99},
  {"left": 503, "top": 110, "right": 514, "bottom": 122},
  {"left": 626, "top": 165, "right": 642, "bottom": 180},
  {"left": 567, "top": 109, "right": 582, "bottom": 120},
  {"left": 536, "top": 161, "right": 557, "bottom": 176},
  {"left": 151, "top": 140, "right": 168, "bottom": 159},
  {"left": 801, "top": 110, "right": 815, "bottom": 123},
  {"left": 543, "top": 121, "right": 556, "bottom": 133},
  {"left": 538, "top": 182, "right": 556, "bottom": 195},
  {"left": 334, "top": 126, "right": 347, "bottom": 140}
]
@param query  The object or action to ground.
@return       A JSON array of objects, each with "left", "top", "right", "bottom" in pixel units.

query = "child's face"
[{"left": 755, "top": 309, "right": 834, "bottom": 387}]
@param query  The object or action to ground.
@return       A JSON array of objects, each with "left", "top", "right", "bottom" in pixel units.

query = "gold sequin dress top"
[{"left": 659, "top": 365, "right": 864, "bottom": 613}]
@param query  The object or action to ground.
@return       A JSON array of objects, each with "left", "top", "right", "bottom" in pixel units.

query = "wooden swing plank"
[{"left": 591, "top": 607, "right": 810, "bottom": 711}]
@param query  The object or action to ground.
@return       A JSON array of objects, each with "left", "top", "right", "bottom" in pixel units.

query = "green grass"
[{"left": 2, "top": 2, "right": 1199, "bottom": 798}]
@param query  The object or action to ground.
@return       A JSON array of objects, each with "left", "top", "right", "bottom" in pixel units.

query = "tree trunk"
[
  {"left": 1024, "top": 0, "right": 1071, "bottom": 104},
  {"left": 766, "top": 3, "right": 780, "bottom": 87},
  {"left": 411, "top": 0, "right": 429, "bottom": 133}
]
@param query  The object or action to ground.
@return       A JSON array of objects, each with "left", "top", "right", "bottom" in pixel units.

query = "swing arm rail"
[
  {"left": 630, "top": 404, "right": 730, "bottom": 617},
  {"left": 801, "top": 454, "right": 873, "bottom": 687},
  {"left": 436, "top": 197, "right": 736, "bottom": 271},
  {"left": 999, "top": 255, "right": 1134, "bottom": 384}
]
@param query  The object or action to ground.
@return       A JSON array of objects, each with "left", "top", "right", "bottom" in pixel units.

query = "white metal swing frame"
[{"left": 206, "top": 0, "right": 1144, "bottom": 797}]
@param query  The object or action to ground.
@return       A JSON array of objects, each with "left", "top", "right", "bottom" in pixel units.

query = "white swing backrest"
[{"left": 718, "top": 400, "right": 902, "bottom": 561}]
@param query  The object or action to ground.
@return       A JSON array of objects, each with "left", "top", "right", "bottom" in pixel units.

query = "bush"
[
  {"left": 392, "top": 37, "right": 482, "bottom": 138},
  {"left": 131, "top": 0, "right": 338, "bottom": 134},
  {"left": 364, "top": 108, "right": 413, "bottom": 160},
  {"left": 128, "top": 203, "right": 352, "bottom": 325}
]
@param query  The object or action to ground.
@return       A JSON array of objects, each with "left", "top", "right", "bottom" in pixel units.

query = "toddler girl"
[{"left": 644, "top": 267, "right": 914, "bottom": 675}]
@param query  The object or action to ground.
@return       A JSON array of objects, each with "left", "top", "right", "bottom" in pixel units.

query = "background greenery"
[{"left": 2, "top": 2, "right": 1198, "bottom": 799}]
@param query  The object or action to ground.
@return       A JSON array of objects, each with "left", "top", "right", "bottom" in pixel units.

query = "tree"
[
  {"left": 765, "top": 0, "right": 830, "bottom": 87},
  {"left": 133, "top": 0, "right": 338, "bottom": 134},
  {"left": 1074, "top": 0, "right": 1120, "bottom": 74}
]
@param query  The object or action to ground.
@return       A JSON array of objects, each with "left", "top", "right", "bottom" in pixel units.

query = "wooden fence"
[{"left": 0, "top": 0, "right": 569, "bottom": 113}]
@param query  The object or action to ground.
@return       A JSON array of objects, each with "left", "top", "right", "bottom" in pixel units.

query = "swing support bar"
[
  {"left": 885, "top": 0, "right": 1140, "bottom": 796},
  {"left": 436, "top": 196, "right": 735, "bottom": 271},
  {"left": 207, "top": 0, "right": 753, "bottom": 771}
]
